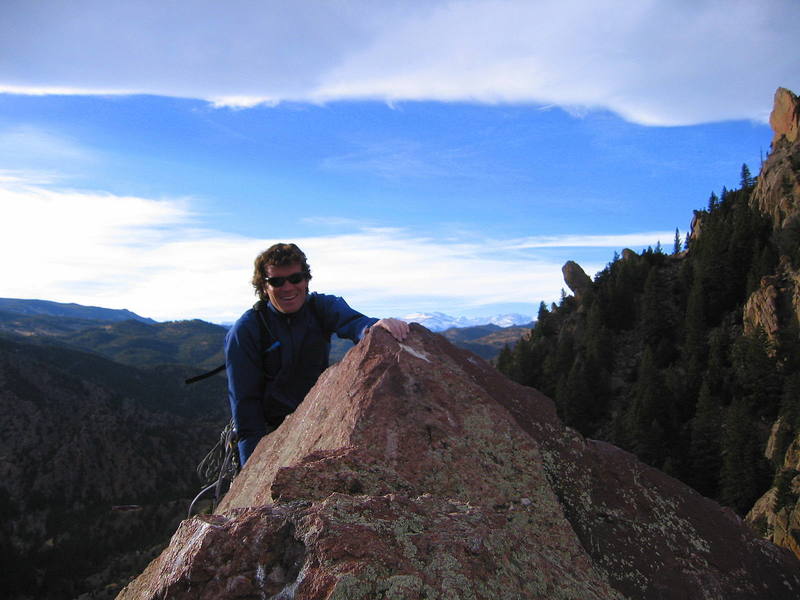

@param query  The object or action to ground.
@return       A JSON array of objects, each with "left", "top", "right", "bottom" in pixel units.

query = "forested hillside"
[
  {"left": 500, "top": 175, "right": 776, "bottom": 507},
  {"left": 498, "top": 87, "right": 800, "bottom": 558},
  {"left": 0, "top": 335, "right": 229, "bottom": 599}
]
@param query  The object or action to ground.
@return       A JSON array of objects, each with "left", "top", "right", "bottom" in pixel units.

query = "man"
[{"left": 225, "top": 242, "right": 409, "bottom": 465}]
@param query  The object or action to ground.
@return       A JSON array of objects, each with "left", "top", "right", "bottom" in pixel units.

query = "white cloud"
[
  {"left": 1, "top": 176, "right": 653, "bottom": 323},
  {"left": 1, "top": 0, "right": 797, "bottom": 125}
]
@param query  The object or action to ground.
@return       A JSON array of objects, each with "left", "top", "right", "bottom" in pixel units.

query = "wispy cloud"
[
  {"left": 2, "top": 175, "right": 667, "bottom": 322},
  {"left": 0, "top": 125, "right": 95, "bottom": 165},
  {"left": 320, "top": 138, "right": 480, "bottom": 180},
  {"left": 1, "top": 1, "right": 797, "bottom": 125},
  {"left": 509, "top": 232, "right": 677, "bottom": 249},
  {"left": 299, "top": 216, "right": 371, "bottom": 228}
]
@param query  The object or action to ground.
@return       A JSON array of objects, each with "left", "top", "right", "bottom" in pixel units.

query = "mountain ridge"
[
  {"left": 0, "top": 299, "right": 528, "bottom": 366},
  {"left": 0, "top": 297, "right": 156, "bottom": 324}
]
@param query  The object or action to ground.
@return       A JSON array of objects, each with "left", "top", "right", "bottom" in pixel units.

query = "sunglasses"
[{"left": 266, "top": 272, "right": 307, "bottom": 287}]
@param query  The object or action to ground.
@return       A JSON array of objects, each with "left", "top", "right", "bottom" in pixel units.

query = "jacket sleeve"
[
  {"left": 224, "top": 312, "right": 266, "bottom": 465},
  {"left": 315, "top": 293, "right": 378, "bottom": 342}
]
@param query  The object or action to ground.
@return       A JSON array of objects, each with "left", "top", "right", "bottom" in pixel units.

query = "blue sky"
[{"left": 0, "top": 1, "right": 798, "bottom": 323}]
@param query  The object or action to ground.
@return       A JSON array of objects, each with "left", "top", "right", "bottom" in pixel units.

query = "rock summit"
[{"left": 119, "top": 325, "right": 800, "bottom": 599}]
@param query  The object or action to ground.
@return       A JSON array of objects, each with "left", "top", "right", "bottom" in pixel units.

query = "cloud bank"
[
  {"left": 0, "top": 175, "right": 671, "bottom": 323},
  {"left": 1, "top": 0, "right": 797, "bottom": 125}
]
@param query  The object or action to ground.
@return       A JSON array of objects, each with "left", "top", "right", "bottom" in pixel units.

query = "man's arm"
[
  {"left": 314, "top": 294, "right": 409, "bottom": 342},
  {"left": 224, "top": 313, "right": 268, "bottom": 465}
]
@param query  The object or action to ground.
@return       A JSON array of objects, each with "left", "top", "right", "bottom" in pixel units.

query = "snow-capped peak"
[{"left": 400, "top": 312, "right": 532, "bottom": 332}]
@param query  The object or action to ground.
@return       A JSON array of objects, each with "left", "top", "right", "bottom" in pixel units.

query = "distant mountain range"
[
  {"left": 0, "top": 298, "right": 531, "bottom": 334},
  {"left": 0, "top": 298, "right": 531, "bottom": 365},
  {"left": 401, "top": 311, "right": 533, "bottom": 331},
  {"left": 0, "top": 297, "right": 156, "bottom": 324}
]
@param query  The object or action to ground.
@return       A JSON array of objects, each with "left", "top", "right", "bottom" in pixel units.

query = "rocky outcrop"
[
  {"left": 751, "top": 88, "right": 800, "bottom": 230},
  {"left": 621, "top": 248, "right": 638, "bottom": 261},
  {"left": 744, "top": 88, "right": 800, "bottom": 344},
  {"left": 743, "top": 273, "right": 782, "bottom": 340},
  {"left": 770, "top": 87, "right": 800, "bottom": 146},
  {"left": 689, "top": 210, "right": 704, "bottom": 243},
  {"left": 562, "top": 260, "right": 592, "bottom": 301},
  {"left": 749, "top": 472, "right": 800, "bottom": 563},
  {"left": 118, "top": 326, "right": 800, "bottom": 599},
  {"left": 747, "top": 415, "right": 800, "bottom": 563},
  {"left": 742, "top": 256, "right": 800, "bottom": 344}
]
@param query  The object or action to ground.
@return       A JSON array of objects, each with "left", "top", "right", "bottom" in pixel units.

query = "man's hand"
[{"left": 373, "top": 318, "right": 410, "bottom": 341}]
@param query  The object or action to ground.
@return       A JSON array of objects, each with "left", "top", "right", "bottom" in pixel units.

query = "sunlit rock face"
[
  {"left": 119, "top": 325, "right": 800, "bottom": 600},
  {"left": 744, "top": 88, "right": 800, "bottom": 561},
  {"left": 770, "top": 87, "right": 800, "bottom": 147},
  {"left": 745, "top": 88, "right": 800, "bottom": 351},
  {"left": 752, "top": 87, "right": 800, "bottom": 230}
]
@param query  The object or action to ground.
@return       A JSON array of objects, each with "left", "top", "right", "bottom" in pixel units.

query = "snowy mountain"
[{"left": 400, "top": 312, "right": 533, "bottom": 332}]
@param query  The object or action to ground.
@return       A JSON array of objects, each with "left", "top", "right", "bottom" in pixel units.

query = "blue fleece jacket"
[{"left": 224, "top": 292, "right": 377, "bottom": 465}]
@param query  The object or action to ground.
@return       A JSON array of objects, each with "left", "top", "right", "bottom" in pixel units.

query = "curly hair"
[{"left": 251, "top": 243, "right": 312, "bottom": 301}]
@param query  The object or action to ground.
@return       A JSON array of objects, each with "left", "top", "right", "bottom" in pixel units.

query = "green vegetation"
[{"left": 498, "top": 167, "right": 799, "bottom": 514}]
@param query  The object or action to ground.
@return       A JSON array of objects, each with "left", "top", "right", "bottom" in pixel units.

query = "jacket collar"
[{"left": 265, "top": 293, "right": 312, "bottom": 317}]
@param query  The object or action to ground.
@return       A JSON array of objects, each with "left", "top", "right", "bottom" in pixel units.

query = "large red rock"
[{"left": 118, "top": 325, "right": 800, "bottom": 599}]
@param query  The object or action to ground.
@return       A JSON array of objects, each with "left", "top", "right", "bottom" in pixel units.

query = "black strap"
[
  {"left": 184, "top": 296, "right": 330, "bottom": 386},
  {"left": 184, "top": 364, "right": 225, "bottom": 385}
]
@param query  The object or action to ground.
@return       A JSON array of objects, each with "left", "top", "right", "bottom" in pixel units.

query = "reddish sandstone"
[{"left": 118, "top": 325, "right": 800, "bottom": 599}]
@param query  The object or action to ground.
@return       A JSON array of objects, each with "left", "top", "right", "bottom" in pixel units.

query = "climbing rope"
[{"left": 188, "top": 419, "right": 240, "bottom": 518}]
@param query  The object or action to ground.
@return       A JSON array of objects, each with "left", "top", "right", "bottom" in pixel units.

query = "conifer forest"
[{"left": 498, "top": 165, "right": 798, "bottom": 517}]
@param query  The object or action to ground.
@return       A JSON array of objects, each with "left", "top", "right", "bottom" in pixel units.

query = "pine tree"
[
  {"left": 774, "top": 469, "right": 799, "bottom": 512},
  {"left": 559, "top": 358, "right": 594, "bottom": 433},
  {"left": 740, "top": 163, "right": 754, "bottom": 189},
  {"left": 682, "top": 275, "right": 707, "bottom": 398},
  {"left": 708, "top": 191, "right": 719, "bottom": 212},
  {"left": 720, "top": 398, "right": 770, "bottom": 514},
  {"left": 625, "top": 347, "right": 672, "bottom": 467},
  {"left": 688, "top": 379, "right": 722, "bottom": 497},
  {"left": 641, "top": 266, "right": 674, "bottom": 355},
  {"left": 584, "top": 301, "right": 612, "bottom": 370},
  {"left": 673, "top": 228, "right": 682, "bottom": 254},
  {"left": 496, "top": 344, "right": 514, "bottom": 377},
  {"left": 730, "top": 330, "right": 779, "bottom": 420}
]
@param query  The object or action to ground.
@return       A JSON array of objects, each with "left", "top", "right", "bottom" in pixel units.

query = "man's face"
[{"left": 265, "top": 262, "right": 308, "bottom": 314}]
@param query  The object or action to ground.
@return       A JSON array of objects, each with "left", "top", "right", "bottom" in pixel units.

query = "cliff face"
[
  {"left": 744, "top": 88, "right": 800, "bottom": 344},
  {"left": 743, "top": 88, "right": 800, "bottom": 557},
  {"left": 119, "top": 325, "right": 800, "bottom": 600},
  {"left": 750, "top": 88, "right": 800, "bottom": 230}
]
